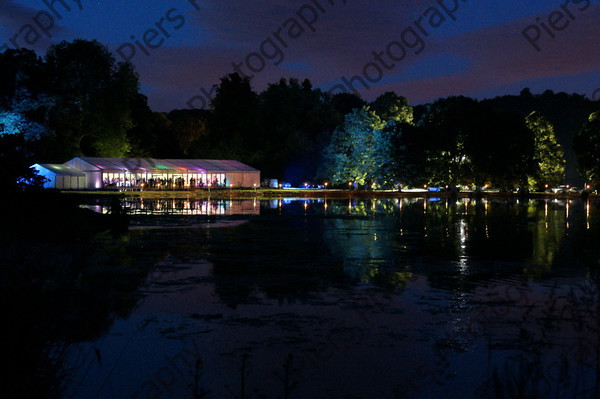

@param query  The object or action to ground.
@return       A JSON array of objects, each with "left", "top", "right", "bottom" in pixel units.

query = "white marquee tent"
[{"left": 33, "top": 157, "right": 261, "bottom": 190}]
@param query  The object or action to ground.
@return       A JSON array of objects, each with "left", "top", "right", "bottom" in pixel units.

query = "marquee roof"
[
  {"left": 73, "top": 157, "right": 259, "bottom": 173},
  {"left": 34, "top": 163, "right": 85, "bottom": 176}
]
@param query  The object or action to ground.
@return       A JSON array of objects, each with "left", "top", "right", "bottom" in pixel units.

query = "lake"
[{"left": 4, "top": 197, "right": 600, "bottom": 399}]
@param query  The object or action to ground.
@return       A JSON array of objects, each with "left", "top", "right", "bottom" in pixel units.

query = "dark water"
[{"left": 3, "top": 197, "right": 600, "bottom": 399}]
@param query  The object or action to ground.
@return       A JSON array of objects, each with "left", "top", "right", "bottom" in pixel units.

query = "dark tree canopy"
[
  {"left": 482, "top": 89, "right": 596, "bottom": 184},
  {"left": 574, "top": 111, "right": 600, "bottom": 186},
  {"left": 329, "top": 92, "right": 367, "bottom": 120},
  {"left": 207, "top": 73, "right": 258, "bottom": 162},
  {"left": 43, "top": 39, "right": 140, "bottom": 160},
  {"left": 0, "top": 49, "right": 46, "bottom": 105},
  {"left": 253, "top": 78, "right": 338, "bottom": 182}
]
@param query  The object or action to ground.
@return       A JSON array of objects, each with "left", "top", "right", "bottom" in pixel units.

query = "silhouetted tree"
[
  {"left": 574, "top": 111, "right": 600, "bottom": 187},
  {"left": 43, "top": 39, "right": 139, "bottom": 160},
  {"left": 208, "top": 73, "right": 258, "bottom": 161},
  {"left": 254, "top": 78, "right": 337, "bottom": 182},
  {"left": 168, "top": 109, "right": 209, "bottom": 157},
  {"left": 419, "top": 96, "right": 480, "bottom": 187},
  {"left": 467, "top": 110, "right": 535, "bottom": 190}
]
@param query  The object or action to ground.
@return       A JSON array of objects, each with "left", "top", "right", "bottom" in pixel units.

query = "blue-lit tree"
[
  {"left": 323, "top": 106, "right": 407, "bottom": 189},
  {"left": 0, "top": 88, "right": 51, "bottom": 140},
  {"left": 0, "top": 50, "right": 50, "bottom": 190}
]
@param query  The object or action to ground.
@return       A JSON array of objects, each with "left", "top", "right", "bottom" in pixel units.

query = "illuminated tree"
[
  {"left": 323, "top": 107, "right": 405, "bottom": 189},
  {"left": 0, "top": 89, "right": 50, "bottom": 140},
  {"left": 525, "top": 111, "right": 565, "bottom": 189},
  {"left": 371, "top": 91, "right": 413, "bottom": 124},
  {"left": 574, "top": 111, "right": 600, "bottom": 186},
  {"left": 375, "top": 120, "right": 409, "bottom": 188},
  {"left": 0, "top": 91, "right": 49, "bottom": 190},
  {"left": 0, "top": 49, "right": 49, "bottom": 190}
]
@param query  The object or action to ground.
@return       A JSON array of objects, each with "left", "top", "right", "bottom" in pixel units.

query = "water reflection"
[
  {"left": 1, "top": 233, "right": 160, "bottom": 399},
  {"left": 5, "top": 197, "right": 600, "bottom": 398},
  {"left": 86, "top": 198, "right": 260, "bottom": 216},
  {"left": 201, "top": 197, "right": 600, "bottom": 301},
  {"left": 271, "top": 197, "right": 599, "bottom": 271}
]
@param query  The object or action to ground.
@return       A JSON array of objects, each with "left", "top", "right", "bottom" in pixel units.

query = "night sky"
[{"left": 1, "top": 0, "right": 598, "bottom": 111}]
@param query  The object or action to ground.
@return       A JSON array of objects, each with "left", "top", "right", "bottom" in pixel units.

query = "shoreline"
[{"left": 61, "top": 188, "right": 599, "bottom": 201}]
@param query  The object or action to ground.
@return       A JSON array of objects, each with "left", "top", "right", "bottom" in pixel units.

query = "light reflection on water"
[
  {"left": 13, "top": 197, "right": 600, "bottom": 398},
  {"left": 84, "top": 198, "right": 260, "bottom": 215}
]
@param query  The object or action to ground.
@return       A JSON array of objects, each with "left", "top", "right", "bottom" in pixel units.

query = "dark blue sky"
[{"left": 1, "top": 0, "right": 598, "bottom": 111}]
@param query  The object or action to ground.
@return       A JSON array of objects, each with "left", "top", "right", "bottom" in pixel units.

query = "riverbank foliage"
[{"left": 1, "top": 40, "right": 598, "bottom": 192}]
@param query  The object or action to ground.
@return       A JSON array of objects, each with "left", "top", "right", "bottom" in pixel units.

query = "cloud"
[
  {"left": 0, "top": 0, "right": 73, "bottom": 52},
  {"left": 92, "top": 0, "right": 599, "bottom": 110},
  {"left": 0, "top": 0, "right": 37, "bottom": 31},
  {"left": 405, "top": 4, "right": 600, "bottom": 100},
  {"left": 315, "top": 2, "right": 600, "bottom": 104}
]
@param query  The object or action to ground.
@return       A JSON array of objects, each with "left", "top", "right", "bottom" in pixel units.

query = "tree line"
[{"left": 1, "top": 39, "right": 598, "bottom": 191}]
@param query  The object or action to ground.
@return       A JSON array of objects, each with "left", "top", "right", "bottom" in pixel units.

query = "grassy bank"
[{"left": 60, "top": 188, "right": 599, "bottom": 201}]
